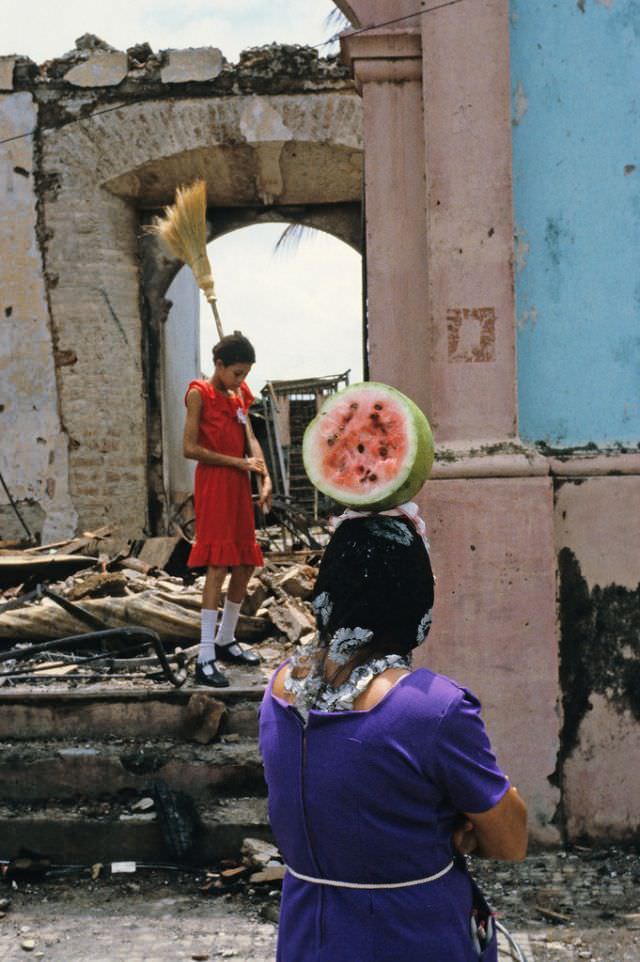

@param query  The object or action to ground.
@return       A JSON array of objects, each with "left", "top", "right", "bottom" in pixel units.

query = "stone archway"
[
  {"left": 40, "top": 89, "right": 362, "bottom": 537},
  {"left": 141, "top": 198, "right": 363, "bottom": 533}
]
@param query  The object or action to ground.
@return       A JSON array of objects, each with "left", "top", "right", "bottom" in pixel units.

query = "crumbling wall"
[
  {"left": 0, "top": 88, "right": 77, "bottom": 542},
  {"left": 0, "top": 38, "right": 360, "bottom": 542}
]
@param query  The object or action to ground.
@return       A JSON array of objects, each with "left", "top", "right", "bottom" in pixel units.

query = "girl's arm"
[
  {"left": 183, "top": 389, "right": 262, "bottom": 472},
  {"left": 245, "top": 410, "right": 273, "bottom": 511}
]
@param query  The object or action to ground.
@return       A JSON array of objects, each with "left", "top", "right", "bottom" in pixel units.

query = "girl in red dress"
[{"left": 183, "top": 333, "right": 272, "bottom": 687}]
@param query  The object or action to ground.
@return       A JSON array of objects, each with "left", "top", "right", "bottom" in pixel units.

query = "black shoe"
[
  {"left": 215, "top": 642, "right": 260, "bottom": 667},
  {"left": 195, "top": 660, "right": 230, "bottom": 688}
]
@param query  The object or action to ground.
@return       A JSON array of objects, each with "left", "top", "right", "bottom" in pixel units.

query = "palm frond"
[
  {"left": 325, "top": 7, "right": 351, "bottom": 30},
  {"left": 322, "top": 6, "right": 351, "bottom": 47},
  {"left": 274, "top": 223, "right": 321, "bottom": 255}
]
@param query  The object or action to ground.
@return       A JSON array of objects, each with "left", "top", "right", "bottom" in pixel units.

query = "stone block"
[
  {"left": 269, "top": 600, "right": 315, "bottom": 643},
  {"left": 242, "top": 577, "right": 269, "bottom": 616},
  {"left": 182, "top": 692, "right": 226, "bottom": 744},
  {"left": 161, "top": 47, "right": 223, "bottom": 84},
  {"left": 242, "top": 836, "right": 279, "bottom": 870},
  {"left": 0, "top": 57, "right": 15, "bottom": 91},
  {"left": 64, "top": 51, "right": 127, "bottom": 87},
  {"left": 276, "top": 565, "right": 315, "bottom": 600}
]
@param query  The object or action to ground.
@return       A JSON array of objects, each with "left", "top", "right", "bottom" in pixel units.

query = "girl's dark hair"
[
  {"left": 213, "top": 332, "right": 256, "bottom": 366},
  {"left": 312, "top": 515, "right": 435, "bottom": 660}
]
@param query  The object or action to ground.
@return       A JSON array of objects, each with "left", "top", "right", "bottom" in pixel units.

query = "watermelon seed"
[
  {"left": 369, "top": 473, "right": 378, "bottom": 482},
  {"left": 374, "top": 403, "right": 383, "bottom": 410},
  {"left": 357, "top": 444, "right": 365, "bottom": 453},
  {"left": 379, "top": 447, "right": 388, "bottom": 457},
  {"left": 350, "top": 402, "right": 358, "bottom": 410}
]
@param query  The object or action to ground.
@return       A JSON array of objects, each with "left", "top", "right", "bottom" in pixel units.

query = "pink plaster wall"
[
  {"left": 562, "top": 695, "right": 640, "bottom": 842},
  {"left": 555, "top": 476, "right": 640, "bottom": 841},
  {"left": 414, "top": 477, "right": 561, "bottom": 844},
  {"left": 555, "top": 475, "right": 640, "bottom": 591},
  {"left": 421, "top": 0, "right": 517, "bottom": 442},
  {"left": 336, "top": 2, "right": 629, "bottom": 845}
]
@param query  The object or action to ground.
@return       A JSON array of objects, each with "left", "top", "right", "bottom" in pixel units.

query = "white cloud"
[{"left": 3, "top": 1, "right": 340, "bottom": 63}]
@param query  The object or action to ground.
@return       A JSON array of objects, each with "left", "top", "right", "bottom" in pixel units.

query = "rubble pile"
[{"left": 0, "top": 534, "right": 321, "bottom": 688}]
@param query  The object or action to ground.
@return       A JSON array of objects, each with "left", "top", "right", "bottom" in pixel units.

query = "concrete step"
[
  {"left": 0, "top": 683, "right": 264, "bottom": 741},
  {"left": 0, "top": 684, "right": 271, "bottom": 865},
  {"left": 0, "top": 796, "right": 270, "bottom": 865},
  {"left": 0, "top": 737, "right": 266, "bottom": 802}
]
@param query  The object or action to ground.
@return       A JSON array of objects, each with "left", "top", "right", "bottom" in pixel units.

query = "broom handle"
[
  {"left": 206, "top": 298, "right": 263, "bottom": 506},
  {"left": 207, "top": 297, "right": 225, "bottom": 341}
]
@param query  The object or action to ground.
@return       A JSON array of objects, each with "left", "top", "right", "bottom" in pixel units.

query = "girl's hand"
[
  {"left": 452, "top": 819, "right": 479, "bottom": 856},
  {"left": 245, "top": 457, "right": 266, "bottom": 475},
  {"left": 258, "top": 475, "right": 273, "bottom": 512}
]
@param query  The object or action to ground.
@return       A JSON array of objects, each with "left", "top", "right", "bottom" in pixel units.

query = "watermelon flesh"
[{"left": 302, "top": 382, "right": 434, "bottom": 511}]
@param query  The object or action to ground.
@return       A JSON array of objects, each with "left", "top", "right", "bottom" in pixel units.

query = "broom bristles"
[{"left": 148, "top": 180, "right": 217, "bottom": 303}]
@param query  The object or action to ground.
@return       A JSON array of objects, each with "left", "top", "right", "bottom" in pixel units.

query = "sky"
[
  {"left": 199, "top": 225, "right": 363, "bottom": 393},
  {"left": 2, "top": 1, "right": 363, "bottom": 393},
  {"left": 2, "top": 1, "right": 343, "bottom": 68}
]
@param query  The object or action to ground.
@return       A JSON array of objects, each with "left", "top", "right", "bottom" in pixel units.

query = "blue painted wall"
[{"left": 510, "top": 0, "right": 640, "bottom": 446}]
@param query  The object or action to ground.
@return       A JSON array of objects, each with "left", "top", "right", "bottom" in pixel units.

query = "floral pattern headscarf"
[{"left": 285, "top": 511, "right": 435, "bottom": 719}]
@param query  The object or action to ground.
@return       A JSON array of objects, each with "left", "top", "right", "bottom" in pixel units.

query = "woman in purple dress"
[{"left": 259, "top": 512, "right": 527, "bottom": 962}]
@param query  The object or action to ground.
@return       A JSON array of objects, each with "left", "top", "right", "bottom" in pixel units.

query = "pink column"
[
  {"left": 343, "top": 3, "right": 561, "bottom": 844},
  {"left": 342, "top": 29, "right": 433, "bottom": 418},
  {"left": 421, "top": 0, "right": 517, "bottom": 443}
]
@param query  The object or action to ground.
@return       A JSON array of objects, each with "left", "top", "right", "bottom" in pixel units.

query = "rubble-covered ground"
[
  {"left": 1, "top": 537, "right": 639, "bottom": 959},
  {"left": 0, "top": 847, "right": 639, "bottom": 961},
  {"left": 0, "top": 535, "right": 321, "bottom": 688}
]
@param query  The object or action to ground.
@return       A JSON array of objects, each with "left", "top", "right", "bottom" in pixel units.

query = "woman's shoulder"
[
  {"left": 271, "top": 661, "right": 290, "bottom": 701},
  {"left": 400, "top": 667, "right": 480, "bottom": 718}
]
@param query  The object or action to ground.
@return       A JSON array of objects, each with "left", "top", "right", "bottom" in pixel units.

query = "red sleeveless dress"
[{"left": 185, "top": 379, "right": 264, "bottom": 568}]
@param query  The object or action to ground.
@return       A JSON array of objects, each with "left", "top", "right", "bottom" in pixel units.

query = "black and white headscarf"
[{"left": 285, "top": 508, "right": 435, "bottom": 718}]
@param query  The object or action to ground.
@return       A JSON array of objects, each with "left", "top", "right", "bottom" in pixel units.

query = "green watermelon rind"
[{"left": 302, "top": 381, "right": 434, "bottom": 511}]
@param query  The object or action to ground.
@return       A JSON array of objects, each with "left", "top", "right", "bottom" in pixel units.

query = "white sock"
[
  {"left": 198, "top": 608, "right": 218, "bottom": 664},
  {"left": 216, "top": 599, "right": 242, "bottom": 647}
]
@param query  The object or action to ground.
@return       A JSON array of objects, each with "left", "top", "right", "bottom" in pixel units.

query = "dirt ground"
[{"left": 0, "top": 848, "right": 638, "bottom": 961}]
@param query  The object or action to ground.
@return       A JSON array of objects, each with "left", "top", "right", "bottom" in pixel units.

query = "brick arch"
[{"left": 41, "top": 92, "right": 362, "bottom": 535}]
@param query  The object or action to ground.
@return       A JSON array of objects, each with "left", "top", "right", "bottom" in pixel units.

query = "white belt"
[{"left": 285, "top": 859, "right": 454, "bottom": 890}]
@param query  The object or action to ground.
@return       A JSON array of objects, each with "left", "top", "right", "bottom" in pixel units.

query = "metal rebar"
[
  {"left": 0, "top": 627, "right": 185, "bottom": 688},
  {"left": 0, "top": 470, "right": 35, "bottom": 543}
]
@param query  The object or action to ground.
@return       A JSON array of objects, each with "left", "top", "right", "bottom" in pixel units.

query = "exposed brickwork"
[{"left": 0, "top": 40, "right": 361, "bottom": 539}]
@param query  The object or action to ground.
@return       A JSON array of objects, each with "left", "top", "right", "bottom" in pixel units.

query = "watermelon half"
[{"left": 302, "top": 382, "right": 434, "bottom": 511}]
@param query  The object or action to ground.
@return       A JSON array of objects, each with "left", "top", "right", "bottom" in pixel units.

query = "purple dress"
[{"left": 259, "top": 666, "right": 509, "bottom": 962}]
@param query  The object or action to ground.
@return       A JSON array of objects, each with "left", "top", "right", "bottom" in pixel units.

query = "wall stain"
[
  {"left": 446, "top": 307, "right": 497, "bottom": 362},
  {"left": 545, "top": 218, "right": 564, "bottom": 267},
  {"left": 558, "top": 547, "right": 640, "bottom": 767},
  {"left": 513, "top": 80, "right": 529, "bottom": 125},
  {"left": 551, "top": 547, "right": 640, "bottom": 840}
]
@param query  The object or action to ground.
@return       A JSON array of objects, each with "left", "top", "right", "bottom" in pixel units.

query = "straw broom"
[
  {"left": 148, "top": 180, "right": 264, "bottom": 504},
  {"left": 148, "top": 179, "right": 224, "bottom": 340}
]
